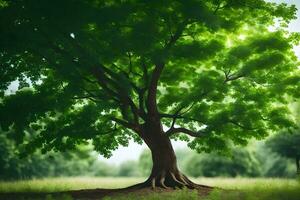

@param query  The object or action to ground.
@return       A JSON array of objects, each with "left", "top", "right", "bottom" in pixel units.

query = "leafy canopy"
[{"left": 0, "top": 0, "right": 300, "bottom": 157}]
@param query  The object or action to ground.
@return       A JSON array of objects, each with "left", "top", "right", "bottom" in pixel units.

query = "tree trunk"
[{"left": 135, "top": 124, "right": 199, "bottom": 189}]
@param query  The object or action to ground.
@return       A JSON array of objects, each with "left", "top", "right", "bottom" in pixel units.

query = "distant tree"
[
  {"left": 0, "top": 130, "right": 98, "bottom": 180},
  {"left": 253, "top": 141, "right": 295, "bottom": 178},
  {"left": 138, "top": 150, "right": 152, "bottom": 177},
  {"left": 1, "top": 0, "right": 299, "bottom": 189},
  {"left": 0, "top": 131, "right": 25, "bottom": 180},
  {"left": 262, "top": 158, "right": 295, "bottom": 178},
  {"left": 118, "top": 160, "right": 140, "bottom": 177},
  {"left": 91, "top": 161, "right": 118, "bottom": 177},
  {"left": 267, "top": 131, "right": 300, "bottom": 175},
  {"left": 138, "top": 145, "right": 295, "bottom": 178},
  {"left": 184, "top": 149, "right": 261, "bottom": 177}
]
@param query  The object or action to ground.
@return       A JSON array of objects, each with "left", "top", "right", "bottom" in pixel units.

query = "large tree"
[{"left": 0, "top": 0, "right": 300, "bottom": 189}]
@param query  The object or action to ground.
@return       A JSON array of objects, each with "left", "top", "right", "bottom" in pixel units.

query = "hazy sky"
[
  {"left": 268, "top": 0, "right": 300, "bottom": 58},
  {"left": 100, "top": 0, "right": 300, "bottom": 164}
]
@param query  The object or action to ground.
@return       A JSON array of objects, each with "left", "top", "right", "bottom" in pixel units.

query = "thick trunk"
[
  {"left": 124, "top": 122, "right": 213, "bottom": 190},
  {"left": 137, "top": 124, "right": 197, "bottom": 189}
]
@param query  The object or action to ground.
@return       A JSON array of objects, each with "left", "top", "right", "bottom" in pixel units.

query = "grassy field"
[
  {"left": 0, "top": 177, "right": 299, "bottom": 200},
  {"left": 0, "top": 177, "right": 145, "bottom": 193}
]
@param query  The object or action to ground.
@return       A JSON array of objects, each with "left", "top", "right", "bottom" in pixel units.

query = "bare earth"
[{"left": 0, "top": 185, "right": 215, "bottom": 200}]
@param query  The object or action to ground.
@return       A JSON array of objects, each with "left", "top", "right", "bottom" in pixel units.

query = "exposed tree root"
[{"left": 125, "top": 170, "right": 213, "bottom": 191}]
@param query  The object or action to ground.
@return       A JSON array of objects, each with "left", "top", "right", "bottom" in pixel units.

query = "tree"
[
  {"left": 118, "top": 160, "right": 141, "bottom": 177},
  {"left": 0, "top": 129, "right": 100, "bottom": 180},
  {"left": 267, "top": 130, "right": 300, "bottom": 175},
  {"left": 0, "top": 0, "right": 299, "bottom": 189},
  {"left": 253, "top": 141, "right": 295, "bottom": 178},
  {"left": 184, "top": 148, "right": 261, "bottom": 177},
  {"left": 138, "top": 150, "right": 152, "bottom": 177}
]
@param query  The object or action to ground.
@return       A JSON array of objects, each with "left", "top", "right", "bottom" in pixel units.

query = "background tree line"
[{"left": 1, "top": 128, "right": 299, "bottom": 180}]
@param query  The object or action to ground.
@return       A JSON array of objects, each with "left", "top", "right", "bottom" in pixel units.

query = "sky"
[
  {"left": 99, "top": 0, "right": 300, "bottom": 164},
  {"left": 270, "top": 0, "right": 300, "bottom": 58}
]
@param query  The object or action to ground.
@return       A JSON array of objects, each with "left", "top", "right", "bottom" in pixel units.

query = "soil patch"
[{"left": 0, "top": 185, "right": 215, "bottom": 200}]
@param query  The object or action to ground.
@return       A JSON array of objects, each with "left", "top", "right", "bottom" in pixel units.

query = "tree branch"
[
  {"left": 228, "top": 120, "right": 256, "bottom": 131},
  {"left": 110, "top": 117, "right": 139, "bottom": 132},
  {"left": 223, "top": 70, "right": 245, "bottom": 83},
  {"left": 166, "top": 127, "right": 206, "bottom": 137},
  {"left": 137, "top": 88, "right": 147, "bottom": 119},
  {"left": 160, "top": 113, "right": 204, "bottom": 124},
  {"left": 166, "top": 104, "right": 192, "bottom": 133},
  {"left": 127, "top": 52, "right": 133, "bottom": 73},
  {"left": 146, "top": 62, "right": 165, "bottom": 115},
  {"left": 213, "top": 0, "right": 229, "bottom": 14},
  {"left": 111, "top": 63, "right": 141, "bottom": 93},
  {"left": 141, "top": 58, "right": 149, "bottom": 87},
  {"left": 92, "top": 67, "right": 141, "bottom": 124},
  {"left": 146, "top": 21, "right": 188, "bottom": 116},
  {"left": 30, "top": 26, "right": 143, "bottom": 134},
  {"left": 39, "top": 27, "right": 133, "bottom": 108}
]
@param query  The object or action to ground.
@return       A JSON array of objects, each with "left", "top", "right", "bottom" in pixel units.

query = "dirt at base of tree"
[{"left": 0, "top": 185, "right": 215, "bottom": 200}]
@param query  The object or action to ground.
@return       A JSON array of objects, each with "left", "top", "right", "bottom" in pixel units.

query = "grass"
[
  {"left": 192, "top": 177, "right": 300, "bottom": 190},
  {"left": 0, "top": 177, "right": 299, "bottom": 200},
  {"left": 0, "top": 177, "right": 144, "bottom": 193},
  {"left": 0, "top": 177, "right": 298, "bottom": 193}
]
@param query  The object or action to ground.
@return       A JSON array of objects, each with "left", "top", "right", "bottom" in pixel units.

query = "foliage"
[
  {"left": 1, "top": 127, "right": 296, "bottom": 179},
  {"left": 266, "top": 129, "right": 300, "bottom": 175},
  {"left": 138, "top": 150, "right": 152, "bottom": 177},
  {"left": 117, "top": 160, "right": 140, "bottom": 177},
  {"left": 255, "top": 141, "right": 295, "bottom": 178},
  {"left": 184, "top": 149, "right": 261, "bottom": 177},
  {"left": 90, "top": 161, "right": 118, "bottom": 177},
  {"left": 266, "top": 131, "right": 300, "bottom": 160},
  {"left": 0, "top": 130, "right": 102, "bottom": 180},
  {"left": 0, "top": 0, "right": 299, "bottom": 159},
  {"left": 138, "top": 145, "right": 296, "bottom": 178},
  {"left": 0, "top": 128, "right": 143, "bottom": 179}
]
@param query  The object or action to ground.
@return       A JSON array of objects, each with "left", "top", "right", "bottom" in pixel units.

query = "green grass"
[
  {"left": 0, "top": 177, "right": 298, "bottom": 193},
  {"left": 0, "top": 177, "right": 144, "bottom": 193},
  {"left": 193, "top": 177, "right": 299, "bottom": 190},
  {"left": 0, "top": 177, "right": 299, "bottom": 200}
]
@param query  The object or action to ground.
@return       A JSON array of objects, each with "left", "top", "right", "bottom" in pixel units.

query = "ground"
[{"left": 0, "top": 177, "right": 299, "bottom": 200}]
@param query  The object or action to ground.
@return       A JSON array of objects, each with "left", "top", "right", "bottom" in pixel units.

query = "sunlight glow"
[
  {"left": 70, "top": 33, "right": 75, "bottom": 39},
  {"left": 238, "top": 34, "right": 246, "bottom": 40},
  {"left": 226, "top": 38, "right": 233, "bottom": 47}
]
